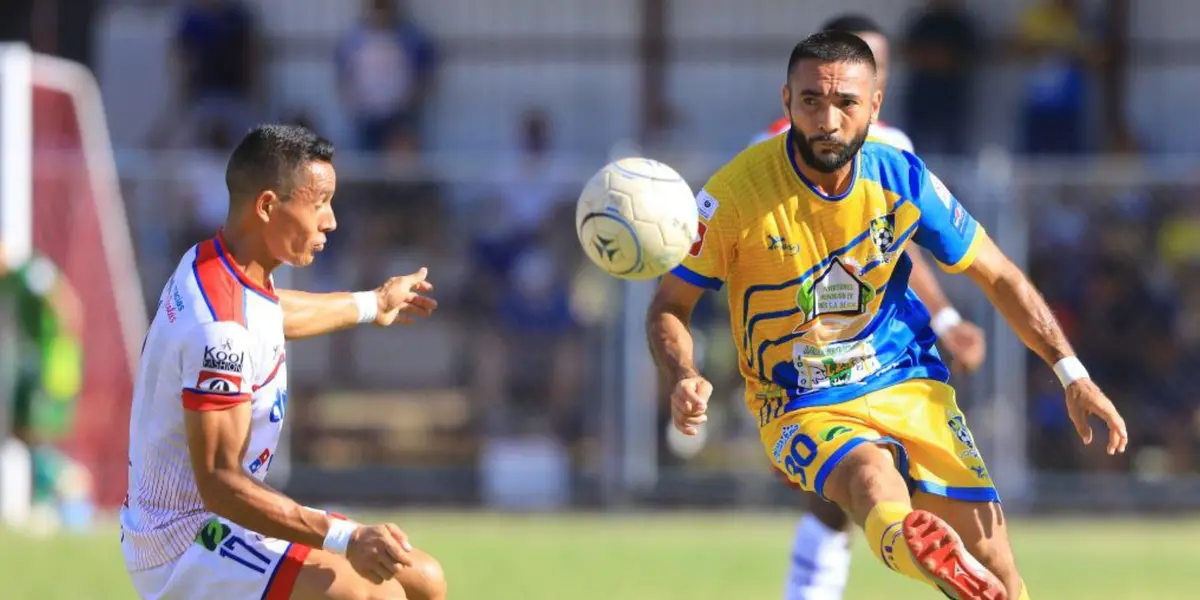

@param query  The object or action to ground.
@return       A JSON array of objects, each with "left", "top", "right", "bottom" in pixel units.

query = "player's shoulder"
[
  {"left": 860, "top": 139, "right": 930, "bottom": 200},
  {"left": 709, "top": 134, "right": 788, "bottom": 197}
]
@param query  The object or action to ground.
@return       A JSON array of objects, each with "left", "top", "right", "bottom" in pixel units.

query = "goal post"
[{"left": 0, "top": 42, "right": 148, "bottom": 519}]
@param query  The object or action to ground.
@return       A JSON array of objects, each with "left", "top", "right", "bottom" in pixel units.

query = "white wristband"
[
  {"left": 930, "top": 307, "right": 963, "bottom": 338},
  {"left": 1052, "top": 356, "right": 1089, "bottom": 388},
  {"left": 352, "top": 291, "right": 378, "bottom": 324},
  {"left": 323, "top": 518, "right": 359, "bottom": 555}
]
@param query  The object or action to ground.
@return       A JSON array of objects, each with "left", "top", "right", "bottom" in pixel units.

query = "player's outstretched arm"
[
  {"left": 961, "top": 234, "right": 1128, "bottom": 454},
  {"left": 277, "top": 267, "right": 437, "bottom": 340},
  {"left": 906, "top": 249, "right": 985, "bottom": 372},
  {"left": 647, "top": 274, "right": 713, "bottom": 436}
]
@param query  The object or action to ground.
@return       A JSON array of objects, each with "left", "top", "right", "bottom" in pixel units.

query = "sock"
[
  {"left": 1017, "top": 583, "right": 1030, "bottom": 600},
  {"left": 783, "top": 513, "right": 851, "bottom": 600},
  {"left": 863, "top": 502, "right": 933, "bottom": 587}
]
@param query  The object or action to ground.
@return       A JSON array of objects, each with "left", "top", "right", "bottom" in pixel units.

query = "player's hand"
[
  {"left": 345, "top": 523, "right": 415, "bottom": 584},
  {"left": 943, "top": 321, "right": 986, "bottom": 374},
  {"left": 1064, "top": 378, "right": 1128, "bottom": 455},
  {"left": 670, "top": 375, "right": 713, "bottom": 436},
  {"left": 373, "top": 267, "right": 438, "bottom": 327}
]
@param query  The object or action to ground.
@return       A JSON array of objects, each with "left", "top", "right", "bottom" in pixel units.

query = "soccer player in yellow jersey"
[
  {"left": 758, "top": 16, "right": 986, "bottom": 600},
  {"left": 648, "top": 31, "right": 1128, "bottom": 600}
]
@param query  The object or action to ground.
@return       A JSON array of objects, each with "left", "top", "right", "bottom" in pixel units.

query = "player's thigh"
[
  {"left": 760, "top": 402, "right": 902, "bottom": 503},
  {"left": 130, "top": 518, "right": 310, "bottom": 600},
  {"left": 862, "top": 380, "right": 1000, "bottom": 504},
  {"left": 912, "top": 493, "right": 1022, "bottom": 593},
  {"left": 292, "top": 548, "right": 447, "bottom": 600}
]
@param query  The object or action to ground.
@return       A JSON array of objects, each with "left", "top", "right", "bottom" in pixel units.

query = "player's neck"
[
  {"left": 217, "top": 225, "right": 280, "bottom": 289},
  {"left": 794, "top": 153, "right": 855, "bottom": 197}
]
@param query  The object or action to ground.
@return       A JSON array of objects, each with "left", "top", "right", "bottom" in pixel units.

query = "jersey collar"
[{"left": 785, "top": 129, "right": 860, "bottom": 202}]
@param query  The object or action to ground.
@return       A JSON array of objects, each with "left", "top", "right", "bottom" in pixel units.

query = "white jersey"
[
  {"left": 121, "top": 233, "right": 289, "bottom": 572},
  {"left": 750, "top": 117, "right": 915, "bottom": 152}
]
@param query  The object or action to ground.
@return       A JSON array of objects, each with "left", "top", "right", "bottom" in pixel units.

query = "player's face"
[
  {"left": 782, "top": 59, "right": 881, "bottom": 174},
  {"left": 261, "top": 161, "right": 338, "bottom": 267}
]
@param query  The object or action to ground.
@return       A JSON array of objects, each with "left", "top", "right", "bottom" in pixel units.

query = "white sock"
[{"left": 783, "top": 513, "right": 852, "bottom": 600}]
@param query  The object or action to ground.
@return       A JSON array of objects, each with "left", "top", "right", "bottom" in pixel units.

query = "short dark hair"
[
  {"left": 225, "top": 124, "right": 334, "bottom": 205},
  {"left": 820, "top": 14, "right": 884, "bottom": 37},
  {"left": 787, "top": 30, "right": 877, "bottom": 78}
]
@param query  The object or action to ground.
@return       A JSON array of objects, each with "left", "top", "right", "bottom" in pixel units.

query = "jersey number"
[
  {"left": 783, "top": 433, "right": 818, "bottom": 489},
  {"left": 219, "top": 534, "right": 271, "bottom": 574}
]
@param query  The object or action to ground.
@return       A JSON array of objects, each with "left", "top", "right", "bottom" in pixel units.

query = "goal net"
[{"left": 0, "top": 44, "right": 146, "bottom": 514}]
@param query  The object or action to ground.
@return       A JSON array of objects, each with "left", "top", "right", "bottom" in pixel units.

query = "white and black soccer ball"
[
  {"left": 871, "top": 227, "right": 894, "bottom": 252},
  {"left": 575, "top": 158, "right": 699, "bottom": 280}
]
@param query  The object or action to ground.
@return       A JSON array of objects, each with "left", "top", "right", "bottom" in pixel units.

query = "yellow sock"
[
  {"left": 863, "top": 502, "right": 933, "bottom": 587},
  {"left": 1017, "top": 582, "right": 1031, "bottom": 599}
]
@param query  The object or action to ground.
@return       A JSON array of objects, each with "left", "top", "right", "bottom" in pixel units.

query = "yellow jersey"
[{"left": 673, "top": 131, "right": 986, "bottom": 420}]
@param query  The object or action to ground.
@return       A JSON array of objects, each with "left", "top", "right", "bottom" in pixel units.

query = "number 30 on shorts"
[{"left": 781, "top": 432, "right": 819, "bottom": 488}]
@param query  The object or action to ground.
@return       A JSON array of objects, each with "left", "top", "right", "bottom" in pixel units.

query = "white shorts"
[{"left": 128, "top": 517, "right": 310, "bottom": 600}]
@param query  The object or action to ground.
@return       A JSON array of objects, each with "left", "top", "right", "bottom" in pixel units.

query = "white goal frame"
[{"left": 0, "top": 43, "right": 147, "bottom": 525}]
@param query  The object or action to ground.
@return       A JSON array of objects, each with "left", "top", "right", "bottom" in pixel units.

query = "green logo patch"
[
  {"left": 819, "top": 425, "right": 853, "bottom": 442},
  {"left": 195, "top": 518, "right": 232, "bottom": 551}
]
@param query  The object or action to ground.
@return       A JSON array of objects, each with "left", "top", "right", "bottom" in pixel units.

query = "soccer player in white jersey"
[
  {"left": 752, "top": 16, "right": 987, "bottom": 600},
  {"left": 121, "top": 125, "right": 447, "bottom": 600}
]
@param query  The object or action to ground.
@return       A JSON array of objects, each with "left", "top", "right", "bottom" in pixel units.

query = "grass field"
[{"left": 1, "top": 511, "right": 1194, "bottom": 599}]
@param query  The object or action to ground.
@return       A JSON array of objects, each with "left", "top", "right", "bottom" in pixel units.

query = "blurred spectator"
[
  {"left": 174, "top": 120, "right": 236, "bottom": 256},
  {"left": 901, "top": 0, "right": 980, "bottom": 156},
  {"left": 346, "top": 127, "right": 445, "bottom": 291},
  {"left": 494, "top": 108, "right": 573, "bottom": 240},
  {"left": 469, "top": 203, "right": 585, "bottom": 442},
  {"left": 336, "top": 0, "right": 437, "bottom": 153},
  {"left": 1013, "top": 0, "right": 1101, "bottom": 155},
  {"left": 147, "top": 0, "right": 260, "bottom": 149}
]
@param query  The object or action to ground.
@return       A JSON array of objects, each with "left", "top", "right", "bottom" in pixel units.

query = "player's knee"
[
  {"left": 400, "top": 551, "right": 447, "bottom": 600},
  {"left": 823, "top": 442, "right": 906, "bottom": 512}
]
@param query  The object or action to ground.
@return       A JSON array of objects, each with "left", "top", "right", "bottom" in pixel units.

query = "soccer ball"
[{"left": 575, "top": 158, "right": 699, "bottom": 280}]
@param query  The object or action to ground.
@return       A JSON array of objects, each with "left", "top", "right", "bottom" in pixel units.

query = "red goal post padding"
[{"left": 30, "top": 53, "right": 146, "bottom": 509}]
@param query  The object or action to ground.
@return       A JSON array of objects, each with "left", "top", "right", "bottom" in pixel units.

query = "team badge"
[{"left": 868, "top": 214, "right": 896, "bottom": 254}]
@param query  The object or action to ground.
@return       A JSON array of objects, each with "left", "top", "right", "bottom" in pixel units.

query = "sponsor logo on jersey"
[
  {"left": 249, "top": 448, "right": 273, "bottom": 474},
  {"left": 195, "top": 517, "right": 232, "bottom": 551},
  {"left": 929, "top": 171, "right": 953, "bottom": 209},
  {"left": 696, "top": 190, "right": 719, "bottom": 220},
  {"left": 952, "top": 202, "right": 968, "bottom": 237},
  {"left": 766, "top": 234, "right": 802, "bottom": 256},
  {"left": 772, "top": 424, "right": 799, "bottom": 462},
  {"left": 203, "top": 341, "right": 245, "bottom": 373},
  {"left": 196, "top": 370, "right": 242, "bottom": 394},
  {"left": 270, "top": 389, "right": 288, "bottom": 423},
  {"left": 794, "top": 257, "right": 875, "bottom": 327}
]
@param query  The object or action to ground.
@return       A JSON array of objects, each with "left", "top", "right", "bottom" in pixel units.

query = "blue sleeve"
[
  {"left": 910, "top": 166, "right": 984, "bottom": 273},
  {"left": 402, "top": 26, "right": 437, "bottom": 74}
]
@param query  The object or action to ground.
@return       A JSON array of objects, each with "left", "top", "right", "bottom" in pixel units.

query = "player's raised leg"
[
  {"left": 784, "top": 496, "right": 852, "bottom": 600},
  {"left": 820, "top": 442, "right": 1006, "bottom": 600},
  {"left": 291, "top": 546, "right": 446, "bottom": 600}
]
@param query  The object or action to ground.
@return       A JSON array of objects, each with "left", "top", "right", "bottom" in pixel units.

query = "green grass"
[{"left": 1, "top": 512, "right": 1195, "bottom": 599}]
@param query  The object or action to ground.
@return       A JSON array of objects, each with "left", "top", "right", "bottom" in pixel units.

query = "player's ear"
[
  {"left": 781, "top": 84, "right": 791, "bottom": 115},
  {"left": 254, "top": 190, "right": 278, "bottom": 223},
  {"left": 870, "top": 89, "right": 883, "bottom": 123}
]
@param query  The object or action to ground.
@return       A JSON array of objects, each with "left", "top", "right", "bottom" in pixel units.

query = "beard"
[{"left": 792, "top": 125, "right": 869, "bottom": 174}]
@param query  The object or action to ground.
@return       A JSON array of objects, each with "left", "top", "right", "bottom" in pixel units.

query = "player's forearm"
[
  {"left": 199, "top": 468, "right": 331, "bottom": 549},
  {"left": 277, "top": 289, "right": 365, "bottom": 340},
  {"left": 980, "top": 264, "right": 1074, "bottom": 366},
  {"left": 647, "top": 306, "right": 700, "bottom": 382}
]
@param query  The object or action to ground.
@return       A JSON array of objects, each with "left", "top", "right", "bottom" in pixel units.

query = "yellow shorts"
[{"left": 759, "top": 379, "right": 999, "bottom": 503}]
